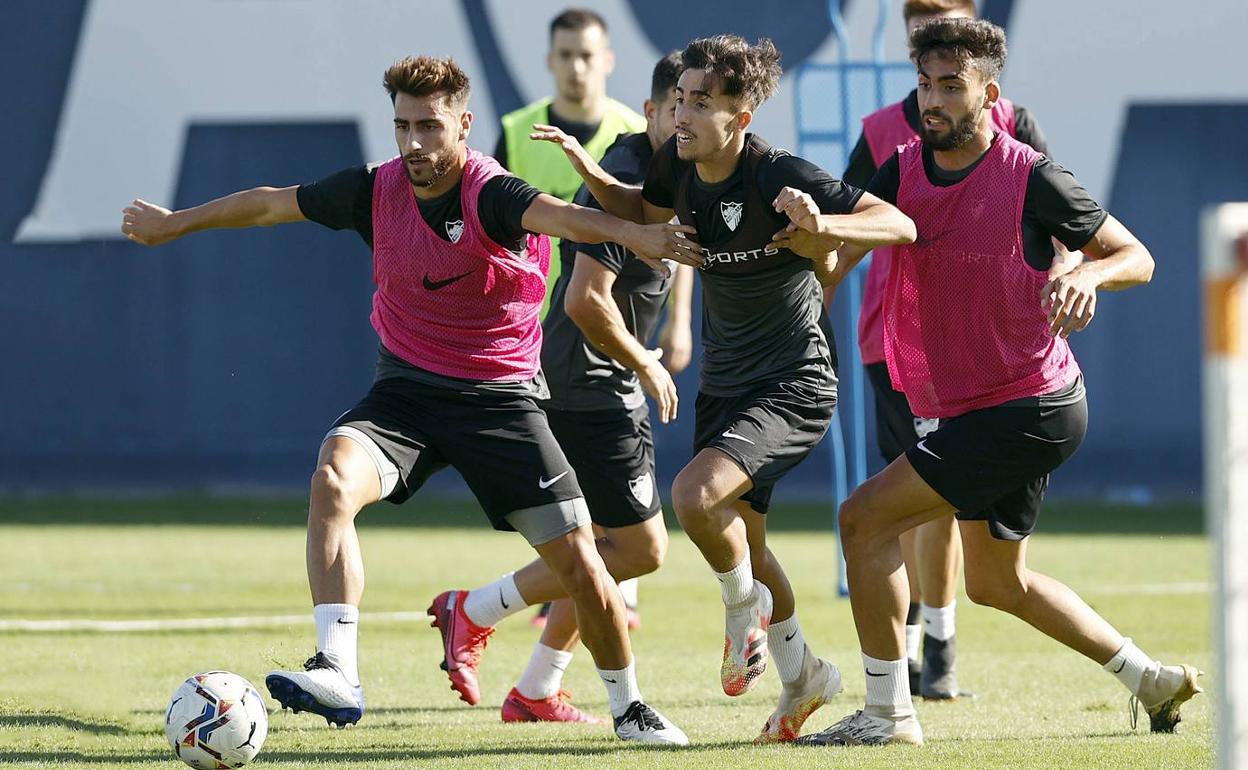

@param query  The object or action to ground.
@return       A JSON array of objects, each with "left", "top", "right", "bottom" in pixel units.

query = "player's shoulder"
[{"left": 600, "top": 132, "right": 652, "bottom": 184}]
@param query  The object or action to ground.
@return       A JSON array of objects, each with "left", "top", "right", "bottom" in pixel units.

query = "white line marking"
[{"left": 0, "top": 611, "right": 432, "bottom": 633}]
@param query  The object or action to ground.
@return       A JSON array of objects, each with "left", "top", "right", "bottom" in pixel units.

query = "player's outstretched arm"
[
  {"left": 522, "top": 194, "right": 702, "bottom": 277},
  {"left": 528, "top": 124, "right": 656, "bottom": 224},
  {"left": 121, "top": 187, "right": 305, "bottom": 246},
  {"left": 1041, "top": 214, "right": 1154, "bottom": 338},
  {"left": 565, "top": 254, "right": 679, "bottom": 423}
]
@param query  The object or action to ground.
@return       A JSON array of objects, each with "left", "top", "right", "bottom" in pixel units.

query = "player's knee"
[
  {"left": 965, "top": 576, "right": 1024, "bottom": 612},
  {"left": 837, "top": 492, "right": 872, "bottom": 550},
  {"left": 309, "top": 464, "right": 364, "bottom": 517},
  {"left": 625, "top": 533, "right": 667, "bottom": 578},
  {"left": 671, "top": 476, "right": 715, "bottom": 527}
]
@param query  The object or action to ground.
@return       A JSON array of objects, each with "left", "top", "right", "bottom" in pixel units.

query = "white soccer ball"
[{"left": 164, "top": 671, "right": 269, "bottom": 769}]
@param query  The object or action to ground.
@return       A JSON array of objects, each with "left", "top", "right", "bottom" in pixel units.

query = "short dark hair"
[
  {"left": 902, "top": 0, "right": 976, "bottom": 22},
  {"left": 649, "top": 51, "right": 683, "bottom": 103},
  {"left": 681, "top": 35, "right": 782, "bottom": 110},
  {"left": 382, "top": 56, "right": 471, "bottom": 108},
  {"left": 549, "top": 8, "right": 607, "bottom": 40},
  {"left": 910, "top": 17, "right": 1007, "bottom": 81}
]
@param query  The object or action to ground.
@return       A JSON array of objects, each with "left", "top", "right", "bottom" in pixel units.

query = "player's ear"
[
  {"left": 983, "top": 79, "right": 1000, "bottom": 111},
  {"left": 643, "top": 99, "right": 656, "bottom": 123},
  {"left": 736, "top": 107, "right": 754, "bottom": 132},
  {"left": 604, "top": 48, "right": 616, "bottom": 76},
  {"left": 459, "top": 110, "right": 473, "bottom": 142}
]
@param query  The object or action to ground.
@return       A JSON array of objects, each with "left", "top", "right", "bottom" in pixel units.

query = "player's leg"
[
  {"left": 867, "top": 362, "right": 924, "bottom": 689},
  {"left": 504, "top": 515, "right": 667, "bottom": 725},
  {"left": 915, "top": 514, "right": 965, "bottom": 699},
  {"left": 959, "top": 516, "right": 1201, "bottom": 732},
  {"left": 796, "top": 454, "right": 953, "bottom": 747},
  {"left": 268, "top": 382, "right": 425, "bottom": 727},
  {"left": 740, "top": 500, "right": 844, "bottom": 743}
]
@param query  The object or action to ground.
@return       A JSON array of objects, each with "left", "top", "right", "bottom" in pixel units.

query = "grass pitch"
[{"left": 0, "top": 497, "right": 1213, "bottom": 769}]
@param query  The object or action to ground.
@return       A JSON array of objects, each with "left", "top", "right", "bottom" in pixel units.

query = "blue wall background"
[{"left": 2, "top": 0, "right": 1240, "bottom": 500}]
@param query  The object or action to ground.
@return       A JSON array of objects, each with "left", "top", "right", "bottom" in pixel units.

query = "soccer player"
[
  {"left": 495, "top": 7, "right": 651, "bottom": 627},
  {"left": 534, "top": 35, "right": 917, "bottom": 742},
  {"left": 797, "top": 19, "right": 1199, "bottom": 746},
  {"left": 841, "top": 0, "right": 1060, "bottom": 701},
  {"left": 120, "top": 56, "right": 693, "bottom": 745},
  {"left": 434, "top": 51, "right": 690, "bottom": 725}
]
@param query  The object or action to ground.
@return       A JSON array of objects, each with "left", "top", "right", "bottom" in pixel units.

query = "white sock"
[
  {"left": 619, "top": 577, "right": 640, "bottom": 609},
  {"left": 597, "top": 661, "right": 643, "bottom": 718},
  {"left": 768, "top": 615, "right": 807, "bottom": 684},
  {"left": 713, "top": 551, "right": 753, "bottom": 606},
  {"left": 905, "top": 624, "right": 921, "bottom": 663},
  {"left": 921, "top": 601, "right": 956, "bottom": 642},
  {"left": 863, "top": 652, "right": 912, "bottom": 711},
  {"left": 1103, "top": 637, "right": 1154, "bottom": 695},
  {"left": 313, "top": 603, "right": 360, "bottom": 686},
  {"left": 515, "top": 643, "right": 574, "bottom": 700},
  {"left": 462, "top": 572, "right": 526, "bottom": 628}
]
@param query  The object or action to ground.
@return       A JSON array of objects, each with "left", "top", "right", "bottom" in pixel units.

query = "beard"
[
  {"left": 406, "top": 151, "right": 456, "bottom": 188},
  {"left": 922, "top": 110, "right": 979, "bottom": 151}
]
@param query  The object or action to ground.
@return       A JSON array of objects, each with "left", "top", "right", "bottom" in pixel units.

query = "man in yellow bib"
[{"left": 495, "top": 8, "right": 647, "bottom": 315}]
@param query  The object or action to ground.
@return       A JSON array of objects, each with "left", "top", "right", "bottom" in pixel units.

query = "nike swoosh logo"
[
  {"left": 499, "top": 587, "right": 510, "bottom": 610},
  {"left": 422, "top": 270, "right": 473, "bottom": 291},
  {"left": 335, "top": 619, "right": 356, "bottom": 625},
  {"left": 1112, "top": 660, "right": 1126, "bottom": 674},
  {"left": 865, "top": 669, "right": 889, "bottom": 677},
  {"left": 603, "top": 677, "right": 617, "bottom": 684},
  {"left": 1022, "top": 432, "right": 1069, "bottom": 444},
  {"left": 915, "top": 439, "right": 942, "bottom": 460},
  {"left": 538, "top": 471, "right": 569, "bottom": 489},
  {"left": 722, "top": 431, "right": 755, "bottom": 444},
  {"left": 784, "top": 631, "right": 797, "bottom": 642}
]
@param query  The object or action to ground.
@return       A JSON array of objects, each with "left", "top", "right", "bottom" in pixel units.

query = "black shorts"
[
  {"left": 329, "top": 378, "right": 583, "bottom": 533},
  {"left": 865, "top": 362, "right": 941, "bottom": 462},
  {"left": 694, "top": 379, "right": 835, "bottom": 513},
  {"left": 905, "top": 397, "right": 1088, "bottom": 540},
  {"left": 544, "top": 405, "right": 662, "bottom": 529}
]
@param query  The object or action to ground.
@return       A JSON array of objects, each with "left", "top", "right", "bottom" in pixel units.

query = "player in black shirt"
[
  {"left": 444, "top": 52, "right": 693, "bottom": 725},
  {"left": 533, "top": 34, "right": 917, "bottom": 741}
]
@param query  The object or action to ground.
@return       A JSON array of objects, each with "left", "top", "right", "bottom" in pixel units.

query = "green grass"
[{"left": 0, "top": 497, "right": 1213, "bottom": 769}]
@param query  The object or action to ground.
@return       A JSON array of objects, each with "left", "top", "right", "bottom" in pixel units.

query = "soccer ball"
[{"left": 165, "top": 671, "right": 269, "bottom": 769}]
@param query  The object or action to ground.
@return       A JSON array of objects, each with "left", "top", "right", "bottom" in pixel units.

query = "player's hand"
[
  {"left": 773, "top": 186, "right": 822, "bottom": 233},
  {"left": 768, "top": 223, "right": 843, "bottom": 260},
  {"left": 529, "top": 123, "right": 594, "bottom": 178},
  {"left": 639, "top": 348, "right": 679, "bottom": 423},
  {"left": 1042, "top": 268, "right": 1098, "bottom": 338},
  {"left": 658, "top": 319, "right": 692, "bottom": 374},
  {"left": 629, "top": 222, "right": 702, "bottom": 277},
  {"left": 121, "top": 199, "right": 179, "bottom": 246}
]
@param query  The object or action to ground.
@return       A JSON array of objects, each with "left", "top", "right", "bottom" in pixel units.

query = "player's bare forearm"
[
  {"left": 823, "top": 244, "right": 869, "bottom": 292},
  {"left": 528, "top": 123, "right": 646, "bottom": 223},
  {"left": 1073, "top": 215, "right": 1154, "bottom": 290},
  {"left": 815, "top": 195, "right": 916, "bottom": 248},
  {"left": 523, "top": 195, "right": 701, "bottom": 270},
  {"left": 121, "top": 186, "right": 303, "bottom": 246},
  {"left": 811, "top": 249, "right": 840, "bottom": 288},
  {"left": 567, "top": 287, "right": 654, "bottom": 383},
  {"left": 658, "top": 264, "right": 694, "bottom": 373}
]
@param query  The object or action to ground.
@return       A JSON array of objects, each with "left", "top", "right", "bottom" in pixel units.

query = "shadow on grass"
[
  {"left": 2, "top": 741, "right": 752, "bottom": 764},
  {"left": 0, "top": 496, "right": 1203, "bottom": 535},
  {"left": 0, "top": 713, "right": 128, "bottom": 735}
]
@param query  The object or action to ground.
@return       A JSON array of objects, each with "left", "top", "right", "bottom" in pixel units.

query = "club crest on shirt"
[
  {"left": 628, "top": 472, "right": 654, "bottom": 507},
  {"left": 720, "top": 200, "right": 743, "bottom": 231},
  {"left": 445, "top": 219, "right": 464, "bottom": 243},
  {"left": 914, "top": 417, "right": 940, "bottom": 438}
]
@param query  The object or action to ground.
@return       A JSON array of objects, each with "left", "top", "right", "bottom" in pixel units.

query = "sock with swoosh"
[
  {"left": 863, "top": 652, "right": 912, "bottom": 712},
  {"left": 463, "top": 572, "right": 526, "bottom": 628},
  {"left": 768, "top": 614, "right": 807, "bottom": 684},
  {"left": 313, "top": 603, "right": 360, "bottom": 686},
  {"left": 597, "top": 660, "right": 642, "bottom": 718},
  {"left": 1103, "top": 637, "right": 1152, "bottom": 695}
]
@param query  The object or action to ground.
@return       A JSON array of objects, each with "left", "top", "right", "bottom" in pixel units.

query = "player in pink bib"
[
  {"left": 844, "top": 0, "right": 1064, "bottom": 701},
  {"left": 795, "top": 19, "right": 1199, "bottom": 747},
  {"left": 120, "top": 55, "right": 693, "bottom": 745}
]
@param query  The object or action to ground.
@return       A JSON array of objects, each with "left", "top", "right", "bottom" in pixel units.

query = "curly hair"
[
  {"left": 382, "top": 56, "right": 471, "bottom": 109},
  {"left": 910, "top": 17, "right": 1007, "bottom": 81},
  {"left": 902, "top": 0, "right": 976, "bottom": 22},
  {"left": 681, "top": 35, "right": 782, "bottom": 110}
]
